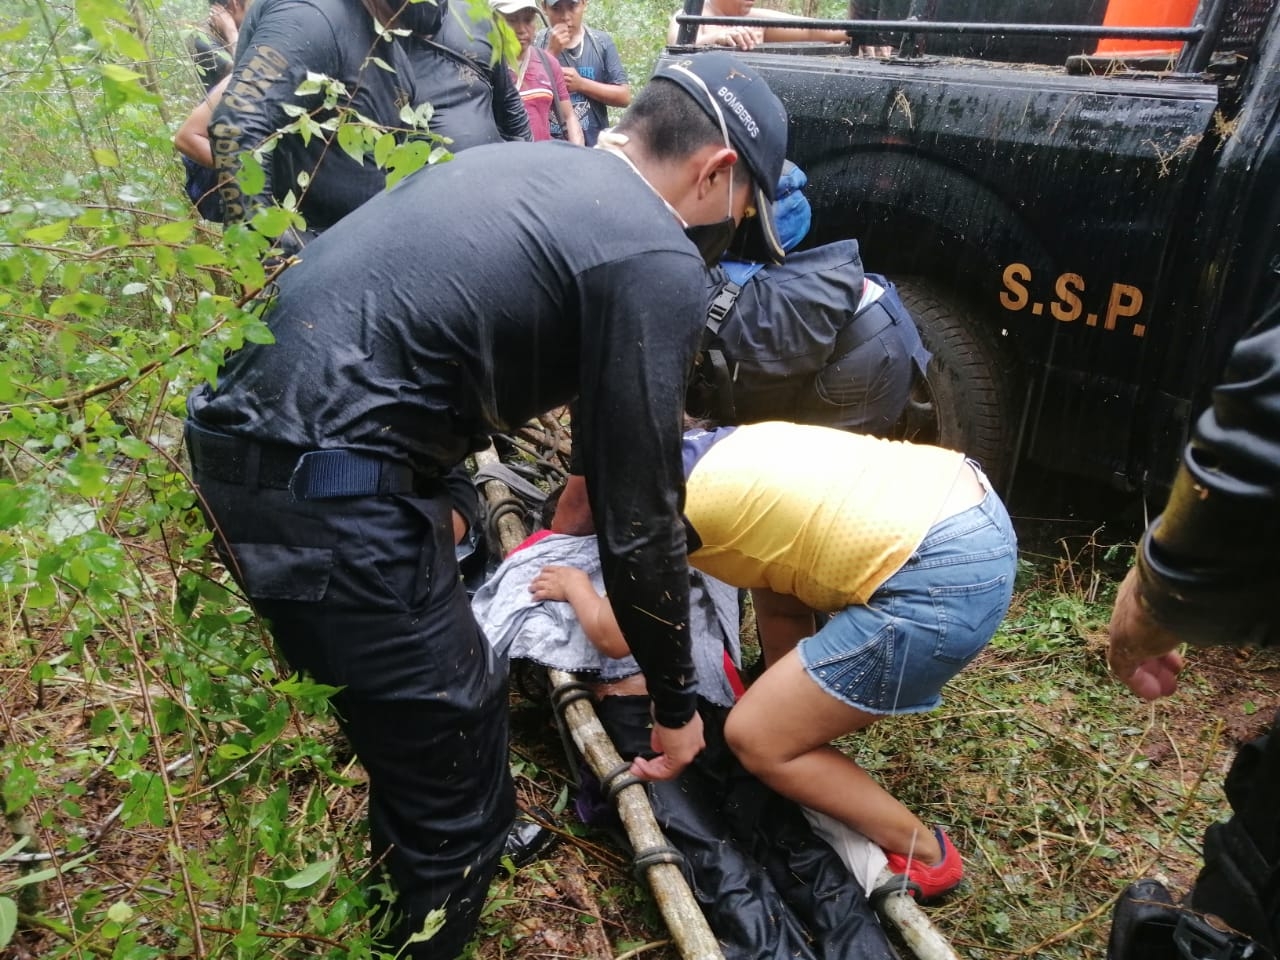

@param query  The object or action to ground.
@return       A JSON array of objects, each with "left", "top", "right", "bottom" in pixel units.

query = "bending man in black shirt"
[{"left": 186, "top": 51, "right": 787, "bottom": 959}]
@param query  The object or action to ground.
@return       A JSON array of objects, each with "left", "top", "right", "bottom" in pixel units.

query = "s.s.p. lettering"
[{"left": 999, "top": 263, "right": 1146, "bottom": 337}]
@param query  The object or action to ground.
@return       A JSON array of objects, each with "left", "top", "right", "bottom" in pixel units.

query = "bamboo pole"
[
  {"left": 473, "top": 446, "right": 725, "bottom": 960},
  {"left": 872, "top": 872, "right": 962, "bottom": 960},
  {"left": 473, "top": 443, "right": 957, "bottom": 960}
]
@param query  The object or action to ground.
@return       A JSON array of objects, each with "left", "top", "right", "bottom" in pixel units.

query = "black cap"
[{"left": 654, "top": 52, "right": 789, "bottom": 264}]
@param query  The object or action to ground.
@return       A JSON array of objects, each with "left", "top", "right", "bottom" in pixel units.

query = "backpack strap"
[
  {"left": 534, "top": 46, "right": 566, "bottom": 125},
  {"left": 689, "top": 280, "right": 743, "bottom": 423},
  {"left": 704, "top": 280, "right": 741, "bottom": 338},
  {"left": 419, "top": 36, "right": 492, "bottom": 90}
]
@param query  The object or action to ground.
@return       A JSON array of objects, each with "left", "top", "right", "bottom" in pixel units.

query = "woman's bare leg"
[{"left": 724, "top": 647, "right": 943, "bottom": 864}]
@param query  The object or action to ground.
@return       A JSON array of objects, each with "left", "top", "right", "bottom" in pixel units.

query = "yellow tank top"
[{"left": 685, "top": 422, "right": 968, "bottom": 610}]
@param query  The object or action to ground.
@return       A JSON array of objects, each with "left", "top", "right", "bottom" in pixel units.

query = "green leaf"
[
  {"left": 99, "top": 63, "right": 144, "bottom": 84},
  {"left": 336, "top": 123, "right": 367, "bottom": 164},
  {"left": 155, "top": 221, "right": 194, "bottom": 243},
  {"left": 373, "top": 131, "right": 396, "bottom": 168},
  {"left": 406, "top": 906, "right": 447, "bottom": 944},
  {"left": 281, "top": 858, "right": 336, "bottom": 889},
  {"left": 106, "top": 900, "right": 134, "bottom": 923},
  {"left": 92, "top": 148, "right": 118, "bottom": 167},
  {"left": 251, "top": 207, "right": 294, "bottom": 238},
  {"left": 0, "top": 20, "right": 32, "bottom": 43},
  {"left": 49, "top": 291, "right": 108, "bottom": 318},
  {"left": 115, "top": 437, "right": 150, "bottom": 459},
  {"left": 0, "top": 896, "right": 15, "bottom": 947},
  {"left": 217, "top": 743, "right": 248, "bottom": 760},
  {"left": 23, "top": 220, "right": 69, "bottom": 244},
  {"left": 294, "top": 71, "right": 329, "bottom": 97},
  {"left": 384, "top": 140, "right": 432, "bottom": 188},
  {"left": 238, "top": 153, "right": 266, "bottom": 198},
  {"left": 0, "top": 838, "right": 31, "bottom": 861}
]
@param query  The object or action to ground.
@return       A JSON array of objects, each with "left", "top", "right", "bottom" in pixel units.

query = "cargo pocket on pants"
[{"left": 229, "top": 542, "right": 334, "bottom": 603}]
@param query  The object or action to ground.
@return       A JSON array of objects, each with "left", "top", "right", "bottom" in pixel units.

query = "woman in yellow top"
[{"left": 547, "top": 420, "right": 1017, "bottom": 899}]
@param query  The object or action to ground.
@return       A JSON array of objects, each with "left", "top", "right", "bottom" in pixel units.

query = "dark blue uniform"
[{"left": 186, "top": 140, "right": 707, "bottom": 958}]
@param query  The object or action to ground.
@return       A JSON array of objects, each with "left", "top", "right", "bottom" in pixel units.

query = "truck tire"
[{"left": 895, "top": 278, "right": 1017, "bottom": 488}]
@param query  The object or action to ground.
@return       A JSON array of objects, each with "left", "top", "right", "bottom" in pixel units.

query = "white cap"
[{"left": 491, "top": 0, "right": 539, "bottom": 13}]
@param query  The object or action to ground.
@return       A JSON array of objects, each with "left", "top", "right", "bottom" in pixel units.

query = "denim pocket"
[
  {"left": 230, "top": 542, "right": 334, "bottom": 603},
  {"left": 930, "top": 574, "right": 1011, "bottom": 663}
]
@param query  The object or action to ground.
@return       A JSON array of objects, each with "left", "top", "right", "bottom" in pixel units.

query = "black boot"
[{"left": 1107, "top": 879, "right": 1179, "bottom": 960}]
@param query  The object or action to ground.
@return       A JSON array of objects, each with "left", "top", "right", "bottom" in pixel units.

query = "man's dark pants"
[{"left": 188, "top": 433, "right": 514, "bottom": 959}]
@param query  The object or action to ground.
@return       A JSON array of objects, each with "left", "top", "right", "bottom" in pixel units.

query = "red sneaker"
[{"left": 882, "top": 828, "right": 964, "bottom": 902}]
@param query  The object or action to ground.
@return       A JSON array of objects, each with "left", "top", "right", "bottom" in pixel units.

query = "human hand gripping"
[
  {"left": 529, "top": 565, "right": 589, "bottom": 602},
  {"left": 1107, "top": 567, "right": 1186, "bottom": 700},
  {"left": 712, "top": 25, "right": 759, "bottom": 49},
  {"left": 631, "top": 709, "right": 705, "bottom": 781}
]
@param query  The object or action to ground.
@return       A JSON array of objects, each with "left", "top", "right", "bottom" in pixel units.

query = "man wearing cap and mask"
[
  {"left": 186, "top": 51, "right": 787, "bottom": 959},
  {"left": 210, "top": 0, "right": 446, "bottom": 254}
]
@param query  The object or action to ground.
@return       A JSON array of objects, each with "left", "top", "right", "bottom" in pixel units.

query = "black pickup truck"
[{"left": 666, "top": 0, "right": 1280, "bottom": 498}]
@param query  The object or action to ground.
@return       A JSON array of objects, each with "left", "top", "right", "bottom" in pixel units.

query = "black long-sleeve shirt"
[
  {"left": 1137, "top": 285, "right": 1280, "bottom": 647},
  {"left": 209, "top": 0, "right": 421, "bottom": 235},
  {"left": 410, "top": 5, "right": 531, "bottom": 149},
  {"left": 189, "top": 141, "right": 708, "bottom": 725}
]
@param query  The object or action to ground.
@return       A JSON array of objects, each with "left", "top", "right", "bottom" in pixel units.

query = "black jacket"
[
  {"left": 1136, "top": 284, "right": 1280, "bottom": 646},
  {"left": 190, "top": 142, "right": 709, "bottom": 726}
]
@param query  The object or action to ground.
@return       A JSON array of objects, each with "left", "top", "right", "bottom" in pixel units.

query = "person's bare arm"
[
  {"left": 174, "top": 76, "right": 229, "bottom": 168},
  {"left": 751, "top": 7, "right": 850, "bottom": 44},
  {"left": 551, "top": 474, "right": 593, "bottom": 534},
  {"left": 561, "top": 68, "right": 631, "bottom": 108},
  {"left": 670, "top": 6, "right": 847, "bottom": 49},
  {"left": 560, "top": 100, "right": 585, "bottom": 145},
  {"left": 531, "top": 565, "right": 630, "bottom": 658}
]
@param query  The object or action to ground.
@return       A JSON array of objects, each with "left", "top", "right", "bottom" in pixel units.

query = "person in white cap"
[{"left": 492, "top": 0, "right": 584, "bottom": 143}]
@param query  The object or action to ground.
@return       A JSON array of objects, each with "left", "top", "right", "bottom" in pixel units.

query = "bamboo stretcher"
[{"left": 474, "top": 445, "right": 959, "bottom": 960}]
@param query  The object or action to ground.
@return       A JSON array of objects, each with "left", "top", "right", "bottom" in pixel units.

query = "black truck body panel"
[{"left": 661, "top": 1, "right": 1280, "bottom": 494}]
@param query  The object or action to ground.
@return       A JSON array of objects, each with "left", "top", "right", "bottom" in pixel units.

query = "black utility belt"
[
  {"left": 185, "top": 421, "right": 421, "bottom": 501},
  {"left": 830, "top": 296, "right": 898, "bottom": 359}
]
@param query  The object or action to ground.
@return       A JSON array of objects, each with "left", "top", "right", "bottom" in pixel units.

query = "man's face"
[
  {"left": 502, "top": 9, "right": 539, "bottom": 50},
  {"left": 544, "top": 0, "right": 585, "bottom": 32},
  {"left": 717, "top": 0, "right": 755, "bottom": 14}
]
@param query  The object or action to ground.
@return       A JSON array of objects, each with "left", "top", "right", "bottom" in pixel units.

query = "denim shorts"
[{"left": 797, "top": 469, "right": 1017, "bottom": 715}]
